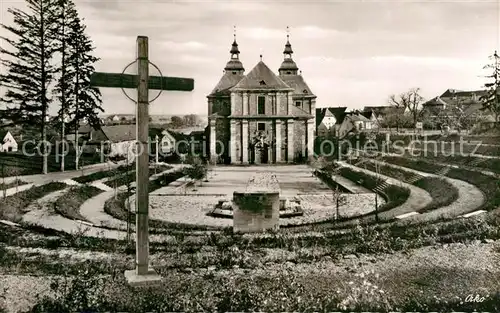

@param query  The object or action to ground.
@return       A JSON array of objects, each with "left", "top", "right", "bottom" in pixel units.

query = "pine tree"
[
  {"left": 52, "top": 1, "right": 103, "bottom": 170},
  {"left": 68, "top": 16, "right": 103, "bottom": 169},
  {"left": 0, "top": 0, "right": 60, "bottom": 174},
  {"left": 481, "top": 50, "right": 500, "bottom": 128},
  {"left": 53, "top": 0, "right": 78, "bottom": 171}
]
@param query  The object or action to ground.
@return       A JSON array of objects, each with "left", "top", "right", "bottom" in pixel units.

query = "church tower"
[
  {"left": 207, "top": 27, "right": 246, "bottom": 164},
  {"left": 224, "top": 28, "right": 245, "bottom": 75},
  {"left": 278, "top": 26, "right": 299, "bottom": 76}
]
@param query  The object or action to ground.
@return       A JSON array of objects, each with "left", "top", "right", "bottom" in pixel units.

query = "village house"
[
  {"left": 315, "top": 107, "right": 347, "bottom": 137},
  {"left": 337, "top": 111, "right": 373, "bottom": 138},
  {"left": 159, "top": 129, "right": 176, "bottom": 155},
  {"left": 88, "top": 124, "right": 137, "bottom": 158},
  {"left": 421, "top": 88, "right": 497, "bottom": 130},
  {"left": 0, "top": 130, "right": 18, "bottom": 152},
  {"left": 207, "top": 32, "right": 316, "bottom": 164}
]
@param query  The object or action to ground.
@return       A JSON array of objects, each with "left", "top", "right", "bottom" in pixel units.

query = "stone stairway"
[
  {"left": 373, "top": 180, "right": 390, "bottom": 193},
  {"left": 435, "top": 166, "right": 450, "bottom": 176},
  {"left": 403, "top": 173, "right": 424, "bottom": 184}
]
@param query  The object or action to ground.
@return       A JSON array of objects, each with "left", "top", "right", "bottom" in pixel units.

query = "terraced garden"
[{"left": 1, "top": 150, "right": 500, "bottom": 312}]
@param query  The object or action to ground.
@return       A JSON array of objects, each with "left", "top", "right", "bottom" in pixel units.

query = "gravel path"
[
  {"left": 371, "top": 160, "right": 485, "bottom": 221},
  {"left": 337, "top": 161, "right": 433, "bottom": 218},
  {"left": 21, "top": 188, "right": 173, "bottom": 242},
  {"left": 79, "top": 188, "right": 129, "bottom": 229}
]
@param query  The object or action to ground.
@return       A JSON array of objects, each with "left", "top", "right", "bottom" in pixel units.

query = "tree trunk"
[
  {"left": 40, "top": 4, "right": 48, "bottom": 175},
  {"left": 74, "top": 47, "right": 80, "bottom": 170}
]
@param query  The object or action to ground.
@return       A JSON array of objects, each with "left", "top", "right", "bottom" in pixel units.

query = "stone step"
[
  {"left": 459, "top": 210, "right": 487, "bottom": 218},
  {"left": 435, "top": 167, "right": 450, "bottom": 176},
  {"left": 395, "top": 212, "right": 420, "bottom": 219}
]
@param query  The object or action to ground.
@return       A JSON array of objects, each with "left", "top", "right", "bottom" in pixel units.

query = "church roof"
[
  {"left": 231, "top": 61, "right": 293, "bottom": 91},
  {"left": 208, "top": 72, "right": 245, "bottom": 96},
  {"left": 289, "top": 105, "right": 313, "bottom": 118},
  {"left": 281, "top": 75, "right": 314, "bottom": 96}
]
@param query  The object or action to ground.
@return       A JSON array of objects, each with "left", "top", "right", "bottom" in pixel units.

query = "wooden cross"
[{"left": 90, "top": 36, "right": 194, "bottom": 283}]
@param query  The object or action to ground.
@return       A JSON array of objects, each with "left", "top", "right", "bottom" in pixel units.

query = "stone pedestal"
[
  {"left": 124, "top": 267, "right": 162, "bottom": 287},
  {"left": 233, "top": 172, "right": 281, "bottom": 233}
]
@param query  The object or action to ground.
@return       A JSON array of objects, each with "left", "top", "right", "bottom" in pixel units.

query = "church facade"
[{"left": 207, "top": 32, "right": 316, "bottom": 164}]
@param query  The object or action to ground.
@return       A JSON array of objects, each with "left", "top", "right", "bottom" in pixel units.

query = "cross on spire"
[
  {"left": 286, "top": 25, "right": 290, "bottom": 40},
  {"left": 233, "top": 25, "right": 236, "bottom": 40}
]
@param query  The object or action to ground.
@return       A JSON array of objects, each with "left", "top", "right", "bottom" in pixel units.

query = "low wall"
[{"left": 232, "top": 172, "right": 280, "bottom": 233}]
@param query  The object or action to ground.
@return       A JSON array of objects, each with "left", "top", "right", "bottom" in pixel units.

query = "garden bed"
[
  {"left": 103, "top": 165, "right": 172, "bottom": 188},
  {"left": 53, "top": 185, "right": 104, "bottom": 221},
  {"left": 362, "top": 161, "right": 459, "bottom": 213},
  {"left": 0, "top": 182, "right": 67, "bottom": 223},
  {"left": 381, "top": 156, "right": 500, "bottom": 212},
  {"left": 72, "top": 165, "right": 129, "bottom": 184},
  {"left": 337, "top": 166, "right": 410, "bottom": 213},
  {"left": 413, "top": 177, "right": 459, "bottom": 213}
]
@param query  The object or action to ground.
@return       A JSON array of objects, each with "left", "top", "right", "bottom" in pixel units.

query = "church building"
[{"left": 207, "top": 30, "right": 316, "bottom": 164}]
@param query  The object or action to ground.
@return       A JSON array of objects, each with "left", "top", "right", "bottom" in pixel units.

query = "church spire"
[
  {"left": 224, "top": 26, "right": 244, "bottom": 74},
  {"left": 279, "top": 26, "right": 298, "bottom": 76}
]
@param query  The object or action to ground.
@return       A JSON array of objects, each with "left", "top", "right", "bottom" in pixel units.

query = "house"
[
  {"left": 207, "top": 33, "right": 316, "bottom": 164},
  {"left": 363, "top": 106, "right": 405, "bottom": 123},
  {"left": 421, "top": 88, "right": 496, "bottom": 129},
  {"left": 89, "top": 124, "right": 137, "bottom": 158},
  {"left": 315, "top": 107, "right": 347, "bottom": 137},
  {"left": 0, "top": 130, "right": 18, "bottom": 152},
  {"left": 337, "top": 112, "right": 372, "bottom": 138},
  {"left": 66, "top": 124, "right": 94, "bottom": 143},
  {"left": 159, "top": 129, "right": 176, "bottom": 155}
]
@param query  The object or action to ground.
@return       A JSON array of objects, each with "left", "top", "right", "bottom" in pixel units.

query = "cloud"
[
  {"left": 294, "top": 25, "right": 341, "bottom": 39},
  {"left": 161, "top": 41, "right": 208, "bottom": 52},
  {"left": 238, "top": 27, "right": 284, "bottom": 40}
]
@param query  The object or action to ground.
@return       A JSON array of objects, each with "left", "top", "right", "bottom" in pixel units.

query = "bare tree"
[{"left": 388, "top": 88, "right": 425, "bottom": 132}]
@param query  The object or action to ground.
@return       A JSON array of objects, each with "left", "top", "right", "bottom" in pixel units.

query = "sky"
[{"left": 0, "top": 0, "right": 499, "bottom": 116}]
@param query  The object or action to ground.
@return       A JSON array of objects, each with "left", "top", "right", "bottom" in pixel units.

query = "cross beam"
[{"left": 90, "top": 72, "right": 194, "bottom": 91}]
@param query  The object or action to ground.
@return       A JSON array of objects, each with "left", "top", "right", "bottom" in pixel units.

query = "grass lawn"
[
  {"left": 0, "top": 182, "right": 67, "bottom": 223},
  {"left": 0, "top": 152, "right": 102, "bottom": 177},
  {"left": 53, "top": 185, "right": 104, "bottom": 221}
]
